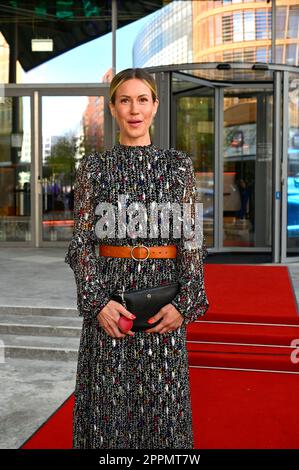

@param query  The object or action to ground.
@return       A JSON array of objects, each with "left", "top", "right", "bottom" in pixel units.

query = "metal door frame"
[
  {"left": 170, "top": 72, "right": 222, "bottom": 254},
  {"left": 280, "top": 71, "right": 299, "bottom": 263},
  {"left": 169, "top": 73, "right": 274, "bottom": 255},
  {"left": 3, "top": 83, "right": 111, "bottom": 247}
]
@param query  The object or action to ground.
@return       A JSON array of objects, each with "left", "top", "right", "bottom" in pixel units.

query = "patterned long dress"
[{"left": 65, "top": 142, "right": 209, "bottom": 449}]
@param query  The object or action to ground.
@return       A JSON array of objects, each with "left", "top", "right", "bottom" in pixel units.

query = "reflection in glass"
[
  {"left": 286, "top": 44, "right": 297, "bottom": 66},
  {"left": 233, "top": 13, "right": 243, "bottom": 42},
  {"left": 276, "top": 7, "right": 286, "bottom": 39},
  {"left": 41, "top": 95, "right": 105, "bottom": 241},
  {"left": 222, "top": 15, "right": 232, "bottom": 43},
  {"left": 287, "top": 6, "right": 299, "bottom": 39},
  {"left": 223, "top": 91, "right": 273, "bottom": 249},
  {"left": 175, "top": 93, "right": 214, "bottom": 249},
  {"left": 287, "top": 73, "right": 299, "bottom": 257},
  {"left": 0, "top": 96, "right": 31, "bottom": 241},
  {"left": 244, "top": 11, "right": 255, "bottom": 41}
]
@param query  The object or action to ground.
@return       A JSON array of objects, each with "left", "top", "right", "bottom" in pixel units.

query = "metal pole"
[
  {"left": 280, "top": 71, "right": 289, "bottom": 263},
  {"left": 271, "top": 0, "right": 276, "bottom": 64},
  {"left": 272, "top": 71, "right": 282, "bottom": 262},
  {"left": 111, "top": 0, "right": 117, "bottom": 145}
]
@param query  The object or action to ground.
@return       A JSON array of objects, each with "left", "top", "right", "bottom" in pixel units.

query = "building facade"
[
  {"left": 0, "top": 1, "right": 299, "bottom": 263},
  {"left": 133, "top": 0, "right": 299, "bottom": 68}
]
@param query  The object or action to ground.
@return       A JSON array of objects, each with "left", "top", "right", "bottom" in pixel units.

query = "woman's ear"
[
  {"left": 109, "top": 101, "right": 115, "bottom": 118},
  {"left": 153, "top": 98, "right": 159, "bottom": 116}
]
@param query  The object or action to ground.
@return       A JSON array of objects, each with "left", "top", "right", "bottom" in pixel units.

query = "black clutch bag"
[{"left": 111, "top": 282, "right": 180, "bottom": 332}]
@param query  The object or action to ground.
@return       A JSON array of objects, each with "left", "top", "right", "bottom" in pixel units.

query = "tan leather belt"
[{"left": 99, "top": 243, "right": 177, "bottom": 261}]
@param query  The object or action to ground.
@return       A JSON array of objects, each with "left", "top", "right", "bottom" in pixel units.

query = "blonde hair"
[{"left": 109, "top": 68, "right": 158, "bottom": 104}]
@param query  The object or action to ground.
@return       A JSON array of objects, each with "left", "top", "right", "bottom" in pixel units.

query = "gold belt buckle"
[{"left": 130, "top": 242, "right": 150, "bottom": 261}]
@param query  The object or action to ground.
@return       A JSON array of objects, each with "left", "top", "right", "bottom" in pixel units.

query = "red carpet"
[
  {"left": 20, "top": 368, "right": 299, "bottom": 449},
  {"left": 21, "top": 394, "right": 74, "bottom": 449},
  {"left": 204, "top": 264, "right": 299, "bottom": 324},
  {"left": 20, "top": 264, "right": 299, "bottom": 449},
  {"left": 190, "top": 368, "right": 299, "bottom": 449}
]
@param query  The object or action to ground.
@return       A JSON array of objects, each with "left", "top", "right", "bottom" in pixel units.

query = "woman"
[{"left": 65, "top": 67, "right": 209, "bottom": 449}]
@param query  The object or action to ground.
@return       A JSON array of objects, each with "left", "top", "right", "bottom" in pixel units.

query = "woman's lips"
[{"left": 128, "top": 120, "right": 143, "bottom": 127}]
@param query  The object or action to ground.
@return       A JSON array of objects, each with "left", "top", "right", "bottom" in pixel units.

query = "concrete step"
[
  {"left": 0, "top": 333, "right": 79, "bottom": 361},
  {"left": 0, "top": 312, "right": 82, "bottom": 337},
  {"left": 0, "top": 313, "right": 82, "bottom": 327},
  {"left": 0, "top": 305, "right": 78, "bottom": 317},
  {"left": 0, "top": 323, "right": 81, "bottom": 337},
  {"left": 0, "top": 306, "right": 82, "bottom": 361}
]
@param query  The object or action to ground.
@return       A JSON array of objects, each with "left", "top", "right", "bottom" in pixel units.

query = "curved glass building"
[{"left": 133, "top": 0, "right": 299, "bottom": 68}]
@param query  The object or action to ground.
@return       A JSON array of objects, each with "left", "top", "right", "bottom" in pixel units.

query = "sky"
[
  {"left": 22, "top": 12, "right": 155, "bottom": 84},
  {"left": 21, "top": 11, "right": 157, "bottom": 136}
]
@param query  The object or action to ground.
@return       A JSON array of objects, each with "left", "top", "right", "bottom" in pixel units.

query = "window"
[
  {"left": 222, "top": 15, "right": 233, "bottom": 43},
  {"left": 275, "top": 45, "right": 283, "bottom": 64},
  {"left": 244, "top": 10, "right": 255, "bottom": 40},
  {"left": 243, "top": 48, "right": 255, "bottom": 62},
  {"left": 256, "top": 10, "right": 269, "bottom": 40},
  {"left": 233, "top": 12, "right": 243, "bottom": 42},
  {"left": 286, "top": 44, "right": 297, "bottom": 66},
  {"left": 256, "top": 47, "right": 267, "bottom": 62},
  {"left": 287, "top": 6, "right": 299, "bottom": 39},
  {"left": 223, "top": 51, "right": 233, "bottom": 61},
  {"left": 276, "top": 7, "right": 286, "bottom": 39},
  {"left": 233, "top": 49, "right": 243, "bottom": 62}
]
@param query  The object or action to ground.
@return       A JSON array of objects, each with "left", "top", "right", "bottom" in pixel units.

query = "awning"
[{"left": 0, "top": 0, "right": 165, "bottom": 72}]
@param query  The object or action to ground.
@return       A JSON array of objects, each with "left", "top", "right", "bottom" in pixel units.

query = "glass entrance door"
[
  {"left": 222, "top": 87, "right": 273, "bottom": 250},
  {"left": 172, "top": 73, "right": 216, "bottom": 250},
  {"left": 172, "top": 72, "right": 273, "bottom": 255},
  {"left": 41, "top": 95, "right": 104, "bottom": 242},
  {"left": 0, "top": 93, "right": 32, "bottom": 242},
  {"left": 281, "top": 72, "right": 299, "bottom": 261},
  {"left": 39, "top": 88, "right": 110, "bottom": 245}
]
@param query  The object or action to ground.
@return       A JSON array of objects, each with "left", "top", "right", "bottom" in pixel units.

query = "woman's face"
[{"left": 109, "top": 78, "right": 159, "bottom": 144}]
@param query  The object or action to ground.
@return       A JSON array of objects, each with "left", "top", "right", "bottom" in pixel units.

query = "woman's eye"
[{"left": 119, "top": 97, "right": 148, "bottom": 103}]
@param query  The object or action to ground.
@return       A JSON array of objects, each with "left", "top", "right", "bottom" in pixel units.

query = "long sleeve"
[
  {"left": 171, "top": 153, "right": 209, "bottom": 327},
  {"left": 64, "top": 154, "right": 111, "bottom": 320}
]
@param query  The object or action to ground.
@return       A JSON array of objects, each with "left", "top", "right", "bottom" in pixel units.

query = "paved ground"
[
  {"left": 0, "top": 357, "right": 77, "bottom": 449},
  {"left": 0, "top": 246, "right": 299, "bottom": 449},
  {"left": 0, "top": 247, "right": 78, "bottom": 449},
  {"left": 0, "top": 247, "right": 76, "bottom": 310}
]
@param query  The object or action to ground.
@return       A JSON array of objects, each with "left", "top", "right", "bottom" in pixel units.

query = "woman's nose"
[{"left": 130, "top": 101, "right": 139, "bottom": 113}]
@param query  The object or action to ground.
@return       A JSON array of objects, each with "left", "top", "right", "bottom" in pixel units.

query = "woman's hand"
[
  {"left": 145, "top": 303, "right": 184, "bottom": 334},
  {"left": 96, "top": 300, "right": 136, "bottom": 339}
]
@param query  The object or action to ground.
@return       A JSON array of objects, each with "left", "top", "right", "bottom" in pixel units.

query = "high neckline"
[{"left": 113, "top": 142, "right": 155, "bottom": 151}]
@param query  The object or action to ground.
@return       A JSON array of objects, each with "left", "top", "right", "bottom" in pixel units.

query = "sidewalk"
[
  {"left": 0, "top": 247, "right": 79, "bottom": 449},
  {"left": 0, "top": 246, "right": 299, "bottom": 449},
  {"left": 0, "top": 246, "right": 77, "bottom": 310}
]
